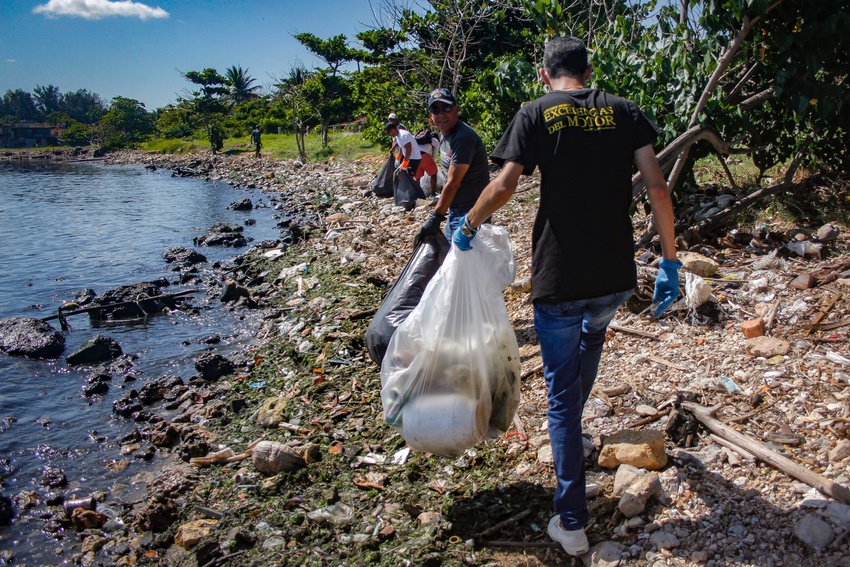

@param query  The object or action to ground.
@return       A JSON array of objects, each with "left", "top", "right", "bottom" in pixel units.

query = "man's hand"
[
  {"left": 653, "top": 258, "right": 682, "bottom": 316},
  {"left": 413, "top": 211, "right": 445, "bottom": 248},
  {"left": 452, "top": 215, "right": 477, "bottom": 251}
]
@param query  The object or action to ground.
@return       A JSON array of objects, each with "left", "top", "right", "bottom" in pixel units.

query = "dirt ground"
[{"left": 80, "top": 151, "right": 850, "bottom": 567}]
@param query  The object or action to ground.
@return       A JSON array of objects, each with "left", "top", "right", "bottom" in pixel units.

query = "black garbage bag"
[
  {"left": 371, "top": 153, "right": 395, "bottom": 198},
  {"left": 394, "top": 169, "right": 425, "bottom": 211},
  {"left": 365, "top": 232, "right": 451, "bottom": 365}
]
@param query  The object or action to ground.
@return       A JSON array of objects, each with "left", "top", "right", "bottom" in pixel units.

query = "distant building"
[{"left": 0, "top": 122, "right": 62, "bottom": 148}]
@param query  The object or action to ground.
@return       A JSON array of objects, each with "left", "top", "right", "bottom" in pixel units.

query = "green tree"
[
  {"left": 181, "top": 68, "right": 229, "bottom": 153},
  {"left": 98, "top": 96, "right": 155, "bottom": 148},
  {"left": 274, "top": 66, "right": 316, "bottom": 160},
  {"left": 60, "top": 122, "right": 96, "bottom": 146},
  {"left": 33, "top": 85, "right": 62, "bottom": 117},
  {"left": 301, "top": 70, "right": 356, "bottom": 146},
  {"left": 294, "top": 33, "right": 359, "bottom": 76},
  {"left": 154, "top": 103, "right": 195, "bottom": 139},
  {"left": 59, "top": 89, "right": 106, "bottom": 124},
  {"left": 224, "top": 65, "right": 261, "bottom": 104},
  {"left": 1, "top": 89, "right": 42, "bottom": 121}
]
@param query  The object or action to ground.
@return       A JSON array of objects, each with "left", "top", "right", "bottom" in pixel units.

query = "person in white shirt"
[{"left": 385, "top": 122, "right": 421, "bottom": 176}]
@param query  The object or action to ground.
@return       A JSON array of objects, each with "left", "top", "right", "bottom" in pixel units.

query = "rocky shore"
[{"left": 3, "top": 148, "right": 849, "bottom": 567}]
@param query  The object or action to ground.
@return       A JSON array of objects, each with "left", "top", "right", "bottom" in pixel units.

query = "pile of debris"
[{"left": 40, "top": 150, "right": 846, "bottom": 567}]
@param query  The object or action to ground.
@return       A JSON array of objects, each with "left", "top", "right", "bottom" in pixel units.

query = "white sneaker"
[{"left": 547, "top": 516, "right": 589, "bottom": 556}]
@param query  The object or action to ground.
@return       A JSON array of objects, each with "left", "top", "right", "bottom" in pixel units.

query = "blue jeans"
[
  {"left": 444, "top": 208, "right": 468, "bottom": 241},
  {"left": 445, "top": 208, "right": 490, "bottom": 242},
  {"left": 533, "top": 289, "right": 633, "bottom": 530}
]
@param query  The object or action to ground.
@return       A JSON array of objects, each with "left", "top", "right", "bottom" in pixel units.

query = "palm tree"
[{"left": 224, "top": 65, "right": 260, "bottom": 104}]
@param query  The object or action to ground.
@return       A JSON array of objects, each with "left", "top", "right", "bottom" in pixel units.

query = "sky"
[{"left": 0, "top": 0, "right": 392, "bottom": 111}]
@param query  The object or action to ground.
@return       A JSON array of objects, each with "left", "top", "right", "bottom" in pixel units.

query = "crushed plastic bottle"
[{"left": 718, "top": 376, "right": 742, "bottom": 394}]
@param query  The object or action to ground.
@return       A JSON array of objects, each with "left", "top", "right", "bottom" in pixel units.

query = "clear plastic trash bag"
[{"left": 380, "top": 224, "right": 521, "bottom": 457}]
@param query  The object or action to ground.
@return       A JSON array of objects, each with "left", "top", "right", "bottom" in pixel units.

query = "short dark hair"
[
  {"left": 384, "top": 122, "right": 397, "bottom": 132},
  {"left": 543, "top": 36, "right": 589, "bottom": 79}
]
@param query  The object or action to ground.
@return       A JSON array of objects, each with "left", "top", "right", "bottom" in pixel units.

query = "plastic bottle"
[{"left": 718, "top": 376, "right": 742, "bottom": 394}]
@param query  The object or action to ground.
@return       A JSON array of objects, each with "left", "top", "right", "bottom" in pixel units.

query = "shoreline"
[{"left": 6, "top": 148, "right": 850, "bottom": 566}]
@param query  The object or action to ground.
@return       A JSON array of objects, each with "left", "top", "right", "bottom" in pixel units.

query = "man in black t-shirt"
[
  {"left": 413, "top": 88, "right": 490, "bottom": 246},
  {"left": 451, "top": 37, "right": 680, "bottom": 557}
]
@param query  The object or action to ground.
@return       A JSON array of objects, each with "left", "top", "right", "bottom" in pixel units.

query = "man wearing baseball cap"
[{"left": 413, "top": 88, "right": 490, "bottom": 246}]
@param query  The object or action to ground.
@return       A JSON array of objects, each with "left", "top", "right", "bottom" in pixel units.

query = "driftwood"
[
  {"left": 41, "top": 289, "right": 199, "bottom": 322},
  {"left": 709, "top": 433, "right": 756, "bottom": 462},
  {"left": 609, "top": 323, "right": 658, "bottom": 340},
  {"left": 521, "top": 362, "right": 544, "bottom": 381},
  {"left": 477, "top": 540, "right": 560, "bottom": 548},
  {"left": 474, "top": 509, "right": 532, "bottom": 539},
  {"left": 806, "top": 294, "right": 842, "bottom": 336},
  {"left": 682, "top": 402, "right": 850, "bottom": 505}
]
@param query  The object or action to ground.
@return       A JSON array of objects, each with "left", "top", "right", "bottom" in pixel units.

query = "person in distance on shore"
[
  {"left": 251, "top": 125, "right": 262, "bottom": 158},
  {"left": 450, "top": 36, "right": 680, "bottom": 556}
]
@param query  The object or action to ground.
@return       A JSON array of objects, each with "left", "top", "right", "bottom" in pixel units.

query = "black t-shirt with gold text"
[{"left": 491, "top": 88, "right": 660, "bottom": 303}]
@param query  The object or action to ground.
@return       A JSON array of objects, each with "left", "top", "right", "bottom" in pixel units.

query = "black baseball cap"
[{"left": 428, "top": 88, "right": 456, "bottom": 108}]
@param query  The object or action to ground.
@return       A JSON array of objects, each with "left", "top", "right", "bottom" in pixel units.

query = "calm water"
[{"left": 0, "top": 160, "right": 282, "bottom": 562}]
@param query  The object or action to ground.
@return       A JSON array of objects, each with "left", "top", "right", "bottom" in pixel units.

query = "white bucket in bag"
[{"left": 401, "top": 393, "right": 488, "bottom": 457}]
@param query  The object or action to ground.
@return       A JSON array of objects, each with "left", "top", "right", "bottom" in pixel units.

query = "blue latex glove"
[
  {"left": 452, "top": 215, "right": 477, "bottom": 251},
  {"left": 653, "top": 258, "right": 683, "bottom": 316}
]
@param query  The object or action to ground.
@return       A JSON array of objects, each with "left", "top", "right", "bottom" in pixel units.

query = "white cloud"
[
  {"left": 5, "top": 59, "right": 16, "bottom": 63},
  {"left": 33, "top": 0, "right": 169, "bottom": 21}
]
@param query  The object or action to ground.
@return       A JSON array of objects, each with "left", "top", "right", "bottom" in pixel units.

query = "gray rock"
[
  {"left": 829, "top": 440, "right": 850, "bottom": 462},
  {"left": 581, "top": 541, "right": 625, "bottom": 567},
  {"left": 619, "top": 473, "right": 663, "bottom": 518},
  {"left": 793, "top": 513, "right": 835, "bottom": 549},
  {"left": 649, "top": 531, "right": 680, "bottom": 550},
  {"left": 816, "top": 223, "right": 840, "bottom": 242},
  {"left": 228, "top": 198, "right": 253, "bottom": 211},
  {"left": 0, "top": 317, "right": 65, "bottom": 358},
  {"left": 162, "top": 246, "right": 207, "bottom": 268},
  {"left": 67, "top": 335, "right": 122, "bottom": 365},
  {"left": 745, "top": 336, "right": 790, "bottom": 357},
  {"left": 194, "top": 353, "right": 235, "bottom": 381}
]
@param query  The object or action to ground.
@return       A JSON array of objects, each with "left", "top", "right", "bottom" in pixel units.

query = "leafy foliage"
[
  {"left": 181, "top": 68, "right": 229, "bottom": 153},
  {"left": 224, "top": 65, "right": 261, "bottom": 104},
  {"left": 98, "top": 96, "right": 155, "bottom": 148}
]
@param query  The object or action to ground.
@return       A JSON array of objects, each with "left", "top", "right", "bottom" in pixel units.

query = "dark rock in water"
[
  {"left": 121, "top": 429, "right": 142, "bottom": 444},
  {"left": 75, "top": 288, "right": 97, "bottom": 306},
  {"left": 0, "top": 317, "right": 65, "bottom": 358},
  {"left": 138, "top": 376, "right": 175, "bottom": 404},
  {"left": 0, "top": 494, "right": 13, "bottom": 525},
  {"left": 113, "top": 391, "right": 143, "bottom": 418},
  {"left": 220, "top": 279, "right": 251, "bottom": 303},
  {"left": 67, "top": 335, "right": 123, "bottom": 366},
  {"left": 162, "top": 246, "right": 207, "bottom": 268},
  {"left": 194, "top": 222, "right": 247, "bottom": 247},
  {"left": 195, "top": 353, "right": 235, "bottom": 381},
  {"left": 82, "top": 381, "right": 109, "bottom": 397},
  {"left": 228, "top": 197, "right": 253, "bottom": 211},
  {"left": 39, "top": 465, "right": 67, "bottom": 488},
  {"left": 89, "top": 282, "right": 180, "bottom": 321},
  {"left": 244, "top": 218, "right": 256, "bottom": 226}
]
